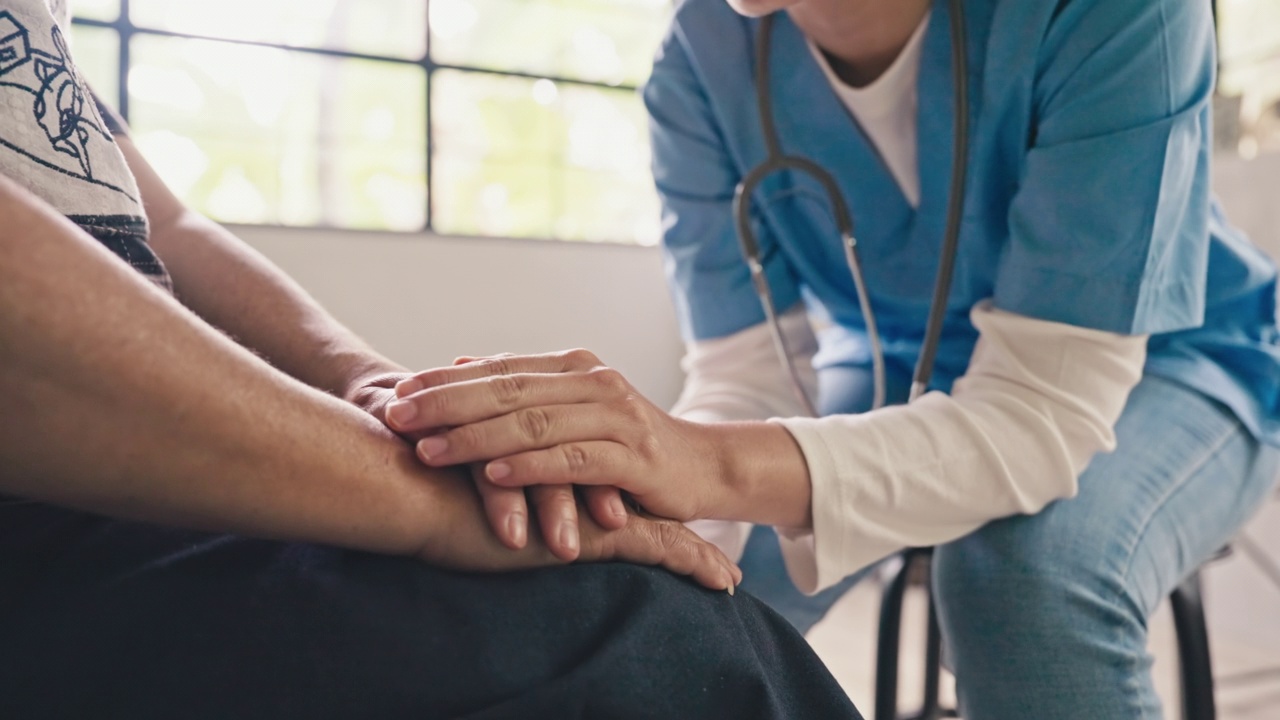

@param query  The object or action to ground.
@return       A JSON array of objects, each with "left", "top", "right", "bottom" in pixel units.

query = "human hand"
[
  {"left": 344, "top": 370, "right": 415, "bottom": 433},
  {"left": 416, "top": 463, "right": 741, "bottom": 593},
  {"left": 383, "top": 350, "right": 728, "bottom": 539},
  {"left": 357, "top": 362, "right": 629, "bottom": 559}
]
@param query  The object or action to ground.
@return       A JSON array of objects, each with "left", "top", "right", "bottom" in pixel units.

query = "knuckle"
[
  {"left": 588, "top": 367, "right": 628, "bottom": 396},
  {"left": 517, "top": 407, "right": 552, "bottom": 443},
  {"left": 487, "top": 373, "right": 525, "bottom": 408},
  {"left": 479, "top": 356, "right": 515, "bottom": 378},
  {"left": 560, "top": 443, "right": 591, "bottom": 475},
  {"left": 696, "top": 542, "right": 718, "bottom": 564},
  {"left": 563, "top": 348, "right": 600, "bottom": 368},
  {"left": 653, "top": 520, "right": 684, "bottom": 551},
  {"left": 616, "top": 395, "right": 650, "bottom": 426},
  {"left": 635, "top": 431, "right": 662, "bottom": 462}
]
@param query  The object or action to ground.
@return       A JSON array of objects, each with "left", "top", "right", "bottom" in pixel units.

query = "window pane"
[
  {"left": 432, "top": 70, "right": 659, "bottom": 244},
  {"left": 1217, "top": 0, "right": 1280, "bottom": 158},
  {"left": 430, "top": 0, "right": 670, "bottom": 86},
  {"left": 72, "top": 0, "right": 120, "bottom": 22},
  {"left": 129, "top": 36, "right": 425, "bottom": 230},
  {"left": 130, "top": 0, "right": 427, "bottom": 59},
  {"left": 69, "top": 25, "right": 120, "bottom": 108}
]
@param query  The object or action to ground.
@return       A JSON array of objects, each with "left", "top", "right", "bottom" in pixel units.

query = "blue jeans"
[{"left": 740, "top": 369, "right": 1280, "bottom": 719}]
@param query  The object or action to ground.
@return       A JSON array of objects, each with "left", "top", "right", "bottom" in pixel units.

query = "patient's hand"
[
  {"left": 416, "top": 461, "right": 741, "bottom": 592},
  {"left": 345, "top": 371, "right": 416, "bottom": 434}
]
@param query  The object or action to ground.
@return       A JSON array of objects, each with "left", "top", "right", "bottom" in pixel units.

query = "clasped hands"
[{"left": 359, "top": 350, "right": 743, "bottom": 592}]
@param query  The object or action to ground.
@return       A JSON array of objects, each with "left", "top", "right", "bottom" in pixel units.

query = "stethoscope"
[{"left": 732, "top": 0, "right": 970, "bottom": 415}]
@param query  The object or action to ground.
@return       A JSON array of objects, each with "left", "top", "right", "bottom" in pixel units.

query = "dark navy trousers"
[{"left": 0, "top": 500, "right": 860, "bottom": 719}]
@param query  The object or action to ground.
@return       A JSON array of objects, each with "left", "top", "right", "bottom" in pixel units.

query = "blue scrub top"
[{"left": 643, "top": 0, "right": 1280, "bottom": 446}]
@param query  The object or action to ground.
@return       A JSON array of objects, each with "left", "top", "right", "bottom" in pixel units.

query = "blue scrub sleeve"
[
  {"left": 643, "top": 26, "right": 801, "bottom": 342},
  {"left": 995, "top": 0, "right": 1217, "bottom": 335}
]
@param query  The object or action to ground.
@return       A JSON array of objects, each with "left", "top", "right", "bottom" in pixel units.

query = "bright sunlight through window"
[{"left": 70, "top": 0, "right": 669, "bottom": 244}]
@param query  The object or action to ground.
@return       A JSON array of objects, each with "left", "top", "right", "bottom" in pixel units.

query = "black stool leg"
[
  {"left": 875, "top": 552, "right": 915, "bottom": 720},
  {"left": 1170, "top": 571, "right": 1216, "bottom": 720},
  {"left": 920, "top": 599, "right": 945, "bottom": 720},
  {"left": 875, "top": 549, "right": 956, "bottom": 720}
]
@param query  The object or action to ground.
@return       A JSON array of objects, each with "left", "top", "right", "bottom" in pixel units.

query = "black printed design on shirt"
[{"left": 0, "top": 10, "right": 135, "bottom": 201}]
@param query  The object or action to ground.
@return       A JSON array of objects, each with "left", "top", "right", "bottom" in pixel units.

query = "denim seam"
[{"left": 1111, "top": 416, "right": 1243, "bottom": 719}]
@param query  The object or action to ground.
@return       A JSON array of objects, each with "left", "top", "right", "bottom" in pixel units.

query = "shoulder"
[
  {"left": 670, "top": 0, "right": 743, "bottom": 31},
  {"left": 985, "top": 0, "right": 1212, "bottom": 48},
  {"left": 1018, "top": 0, "right": 1213, "bottom": 53},
  {"left": 649, "top": 0, "right": 755, "bottom": 102}
]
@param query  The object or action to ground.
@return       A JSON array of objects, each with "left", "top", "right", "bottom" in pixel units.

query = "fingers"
[
  {"left": 484, "top": 441, "right": 637, "bottom": 491},
  {"left": 583, "top": 486, "right": 628, "bottom": 531},
  {"left": 409, "top": 402, "right": 628, "bottom": 467},
  {"left": 530, "top": 484, "right": 580, "bottom": 562},
  {"left": 396, "top": 349, "right": 604, "bottom": 398},
  {"left": 471, "top": 464, "right": 529, "bottom": 550},
  {"left": 610, "top": 517, "right": 742, "bottom": 592},
  {"left": 385, "top": 369, "right": 631, "bottom": 434}
]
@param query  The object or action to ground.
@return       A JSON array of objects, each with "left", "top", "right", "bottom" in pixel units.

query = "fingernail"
[
  {"left": 609, "top": 495, "right": 627, "bottom": 519},
  {"left": 418, "top": 436, "right": 448, "bottom": 460},
  {"left": 487, "top": 462, "right": 511, "bottom": 481},
  {"left": 506, "top": 513, "right": 527, "bottom": 548},
  {"left": 386, "top": 400, "right": 417, "bottom": 426},
  {"left": 559, "top": 522, "right": 579, "bottom": 554},
  {"left": 727, "top": 580, "right": 736, "bottom": 597},
  {"left": 395, "top": 379, "right": 423, "bottom": 397}
]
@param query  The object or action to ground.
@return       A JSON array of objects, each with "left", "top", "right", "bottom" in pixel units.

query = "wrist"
[
  {"left": 699, "top": 421, "right": 814, "bottom": 529},
  {"left": 680, "top": 420, "right": 737, "bottom": 521}
]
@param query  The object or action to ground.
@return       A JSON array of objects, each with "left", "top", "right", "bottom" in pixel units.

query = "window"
[
  {"left": 1216, "top": 0, "right": 1280, "bottom": 160},
  {"left": 70, "top": 0, "right": 669, "bottom": 244}
]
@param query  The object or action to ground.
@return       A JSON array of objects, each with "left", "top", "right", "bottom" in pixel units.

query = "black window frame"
[{"left": 72, "top": 0, "right": 649, "bottom": 239}]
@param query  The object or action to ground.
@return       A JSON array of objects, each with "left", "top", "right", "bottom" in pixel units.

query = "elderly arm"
[
  {"left": 116, "top": 134, "right": 405, "bottom": 408},
  {"left": 0, "top": 175, "right": 738, "bottom": 589},
  {"left": 0, "top": 174, "right": 437, "bottom": 552}
]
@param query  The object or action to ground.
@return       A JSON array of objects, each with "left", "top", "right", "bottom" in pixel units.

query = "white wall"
[
  {"left": 231, "top": 226, "right": 688, "bottom": 408},
  {"left": 1215, "top": 151, "right": 1280, "bottom": 257}
]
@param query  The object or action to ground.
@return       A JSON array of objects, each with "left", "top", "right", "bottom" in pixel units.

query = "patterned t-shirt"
[{"left": 0, "top": 0, "right": 171, "bottom": 289}]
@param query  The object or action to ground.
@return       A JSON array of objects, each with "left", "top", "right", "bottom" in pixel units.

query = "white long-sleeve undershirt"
[{"left": 675, "top": 305, "right": 1148, "bottom": 592}]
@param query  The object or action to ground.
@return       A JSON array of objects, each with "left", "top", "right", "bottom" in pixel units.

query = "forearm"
[
  {"left": 767, "top": 303, "right": 1147, "bottom": 590},
  {"left": 0, "top": 176, "right": 437, "bottom": 555},
  {"left": 121, "top": 137, "right": 403, "bottom": 399}
]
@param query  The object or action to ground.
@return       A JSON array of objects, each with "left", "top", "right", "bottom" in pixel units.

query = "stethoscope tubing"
[{"left": 732, "top": 1, "right": 969, "bottom": 415}]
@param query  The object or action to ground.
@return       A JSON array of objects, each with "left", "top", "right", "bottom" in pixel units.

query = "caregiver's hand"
[
  {"left": 384, "top": 351, "right": 737, "bottom": 541},
  {"left": 385, "top": 355, "right": 628, "bottom": 561}
]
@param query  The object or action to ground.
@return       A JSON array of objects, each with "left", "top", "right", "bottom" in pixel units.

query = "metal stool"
[{"left": 873, "top": 547, "right": 1223, "bottom": 720}]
